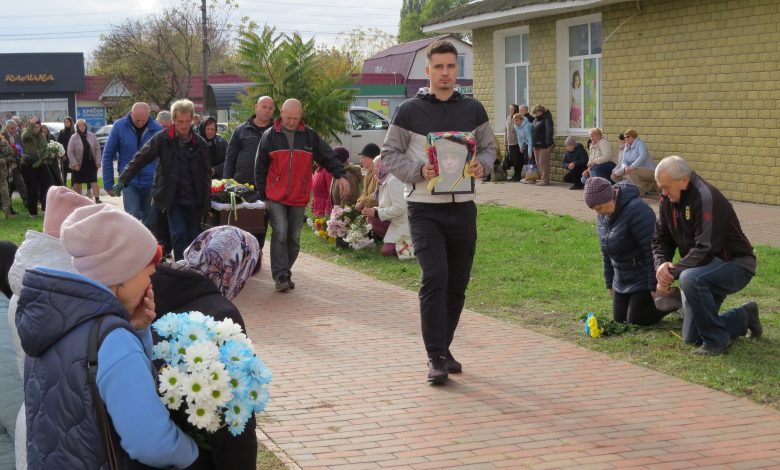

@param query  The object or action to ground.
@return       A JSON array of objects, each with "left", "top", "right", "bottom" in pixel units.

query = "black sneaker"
[
  {"left": 744, "top": 301, "right": 762, "bottom": 338},
  {"left": 445, "top": 351, "right": 462, "bottom": 374},
  {"left": 274, "top": 277, "right": 290, "bottom": 292},
  {"left": 693, "top": 340, "right": 732, "bottom": 356},
  {"left": 288, "top": 278, "right": 295, "bottom": 289},
  {"left": 427, "top": 356, "right": 448, "bottom": 384}
]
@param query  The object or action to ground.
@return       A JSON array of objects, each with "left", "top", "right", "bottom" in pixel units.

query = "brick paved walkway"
[
  {"left": 474, "top": 181, "right": 780, "bottom": 247},
  {"left": 241, "top": 254, "right": 780, "bottom": 470}
]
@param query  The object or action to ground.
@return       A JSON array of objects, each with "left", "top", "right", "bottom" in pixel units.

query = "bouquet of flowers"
[
  {"left": 32, "top": 141, "right": 65, "bottom": 168},
  {"left": 152, "top": 311, "right": 272, "bottom": 438},
  {"left": 210, "top": 179, "right": 259, "bottom": 204},
  {"left": 326, "top": 205, "right": 374, "bottom": 249},
  {"left": 580, "top": 311, "right": 633, "bottom": 337},
  {"left": 307, "top": 216, "right": 331, "bottom": 241}
]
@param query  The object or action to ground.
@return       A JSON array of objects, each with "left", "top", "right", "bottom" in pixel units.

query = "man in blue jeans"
[
  {"left": 255, "top": 99, "right": 348, "bottom": 292},
  {"left": 102, "top": 102, "right": 163, "bottom": 231},
  {"left": 652, "top": 156, "right": 762, "bottom": 356},
  {"left": 382, "top": 40, "right": 496, "bottom": 384}
]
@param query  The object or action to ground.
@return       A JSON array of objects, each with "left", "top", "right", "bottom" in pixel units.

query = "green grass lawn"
[
  {"left": 1, "top": 199, "right": 44, "bottom": 244},
  {"left": 300, "top": 204, "right": 780, "bottom": 408}
]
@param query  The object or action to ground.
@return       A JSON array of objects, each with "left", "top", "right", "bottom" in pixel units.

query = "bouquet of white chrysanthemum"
[
  {"left": 32, "top": 141, "right": 65, "bottom": 168},
  {"left": 344, "top": 217, "right": 374, "bottom": 250},
  {"left": 152, "top": 311, "right": 272, "bottom": 438}
]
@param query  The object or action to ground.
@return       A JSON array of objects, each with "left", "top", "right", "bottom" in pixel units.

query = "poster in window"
[
  {"left": 583, "top": 58, "right": 598, "bottom": 128},
  {"left": 569, "top": 61, "right": 582, "bottom": 128},
  {"left": 426, "top": 131, "right": 476, "bottom": 195}
]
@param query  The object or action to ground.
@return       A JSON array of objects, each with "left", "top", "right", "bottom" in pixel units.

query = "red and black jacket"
[
  {"left": 254, "top": 119, "right": 345, "bottom": 206},
  {"left": 652, "top": 172, "right": 755, "bottom": 278}
]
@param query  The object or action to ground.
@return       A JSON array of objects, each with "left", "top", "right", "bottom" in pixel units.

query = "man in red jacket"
[
  {"left": 652, "top": 156, "right": 761, "bottom": 356},
  {"left": 255, "top": 98, "right": 349, "bottom": 292}
]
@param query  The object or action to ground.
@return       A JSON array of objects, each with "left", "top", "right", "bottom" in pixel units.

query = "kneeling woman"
[
  {"left": 584, "top": 177, "right": 668, "bottom": 325},
  {"left": 152, "top": 226, "right": 260, "bottom": 469}
]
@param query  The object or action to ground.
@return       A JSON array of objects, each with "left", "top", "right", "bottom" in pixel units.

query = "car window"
[{"left": 350, "top": 110, "right": 387, "bottom": 131}]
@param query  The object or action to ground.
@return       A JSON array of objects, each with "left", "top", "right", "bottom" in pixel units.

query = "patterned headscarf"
[
  {"left": 178, "top": 226, "right": 260, "bottom": 301},
  {"left": 374, "top": 156, "right": 389, "bottom": 185}
]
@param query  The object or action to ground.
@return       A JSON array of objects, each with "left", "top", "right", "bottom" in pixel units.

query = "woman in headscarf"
[
  {"left": 360, "top": 156, "right": 410, "bottom": 257},
  {"left": 67, "top": 119, "right": 102, "bottom": 203},
  {"left": 151, "top": 225, "right": 261, "bottom": 470}
]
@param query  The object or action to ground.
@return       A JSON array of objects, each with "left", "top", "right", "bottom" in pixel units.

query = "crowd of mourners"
[{"left": 0, "top": 38, "right": 766, "bottom": 469}]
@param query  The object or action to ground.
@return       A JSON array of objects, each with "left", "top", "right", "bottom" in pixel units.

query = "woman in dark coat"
[
  {"left": 584, "top": 177, "right": 669, "bottom": 325},
  {"left": 201, "top": 118, "right": 227, "bottom": 179},
  {"left": 152, "top": 226, "right": 261, "bottom": 470},
  {"left": 57, "top": 117, "right": 75, "bottom": 187},
  {"left": 530, "top": 104, "right": 554, "bottom": 186}
]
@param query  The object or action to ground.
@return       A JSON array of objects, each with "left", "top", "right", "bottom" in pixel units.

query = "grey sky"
[{"left": 5, "top": 0, "right": 402, "bottom": 58}]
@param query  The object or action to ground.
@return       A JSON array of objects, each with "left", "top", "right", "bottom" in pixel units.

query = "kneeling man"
[{"left": 652, "top": 156, "right": 761, "bottom": 356}]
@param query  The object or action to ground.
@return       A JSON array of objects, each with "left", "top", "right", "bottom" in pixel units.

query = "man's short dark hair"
[{"left": 426, "top": 40, "right": 458, "bottom": 61}]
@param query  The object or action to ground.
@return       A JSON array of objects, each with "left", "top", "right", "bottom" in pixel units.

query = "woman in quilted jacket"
[{"left": 584, "top": 177, "right": 670, "bottom": 325}]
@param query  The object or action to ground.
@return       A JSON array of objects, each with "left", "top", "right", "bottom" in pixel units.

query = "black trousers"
[
  {"left": 20, "top": 165, "right": 52, "bottom": 215},
  {"left": 507, "top": 144, "right": 523, "bottom": 180},
  {"left": 613, "top": 290, "right": 667, "bottom": 326},
  {"left": 408, "top": 201, "right": 477, "bottom": 359},
  {"left": 563, "top": 166, "right": 586, "bottom": 186}
]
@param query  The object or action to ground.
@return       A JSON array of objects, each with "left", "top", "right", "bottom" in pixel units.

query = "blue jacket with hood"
[
  {"left": 102, "top": 113, "right": 163, "bottom": 191},
  {"left": 596, "top": 182, "right": 657, "bottom": 294},
  {"left": 16, "top": 267, "right": 197, "bottom": 470}
]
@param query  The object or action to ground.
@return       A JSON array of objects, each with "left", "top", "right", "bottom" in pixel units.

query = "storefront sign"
[
  {"left": 77, "top": 106, "right": 106, "bottom": 133},
  {"left": 5, "top": 73, "right": 55, "bottom": 83},
  {"left": 455, "top": 84, "right": 473, "bottom": 95}
]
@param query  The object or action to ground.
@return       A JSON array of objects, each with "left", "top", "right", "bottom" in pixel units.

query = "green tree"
[
  {"left": 398, "top": 0, "right": 469, "bottom": 43},
  {"left": 93, "top": 0, "right": 235, "bottom": 110},
  {"left": 234, "top": 26, "right": 357, "bottom": 142},
  {"left": 334, "top": 28, "right": 397, "bottom": 70}
]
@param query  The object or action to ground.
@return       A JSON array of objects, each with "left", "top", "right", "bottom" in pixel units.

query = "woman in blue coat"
[{"left": 584, "top": 177, "right": 668, "bottom": 325}]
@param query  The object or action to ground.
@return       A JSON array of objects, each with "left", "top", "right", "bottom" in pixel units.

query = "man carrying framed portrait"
[{"left": 381, "top": 40, "right": 496, "bottom": 385}]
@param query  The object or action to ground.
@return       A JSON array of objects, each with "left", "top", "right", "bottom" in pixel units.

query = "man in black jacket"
[
  {"left": 117, "top": 99, "right": 211, "bottom": 261},
  {"left": 382, "top": 40, "right": 495, "bottom": 384},
  {"left": 652, "top": 156, "right": 761, "bottom": 356},
  {"left": 225, "top": 96, "right": 275, "bottom": 185}
]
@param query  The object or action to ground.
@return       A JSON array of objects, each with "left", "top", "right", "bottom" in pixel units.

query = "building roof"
[
  {"left": 76, "top": 75, "right": 110, "bottom": 101},
  {"left": 423, "top": 0, "right": 627, "bottom": 32},
  {"left": 367, "top": 35, "right": 452, "bottom": 60},
  {"left": 206, "top": 82, "right": 254, "bottom": 110}
]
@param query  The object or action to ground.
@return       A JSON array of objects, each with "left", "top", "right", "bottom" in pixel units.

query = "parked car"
[
  {"left": 95, "top": 124, "right": 113, "bottom": 147},
  {"left": 333, "top": 107, "right": 389, "bottom": 163},
  {"left": 217, "top": 122, "right": 228, "bottom": 133},
  {"left": 42, "top": 122, "right": 64, "bottom": 140}
]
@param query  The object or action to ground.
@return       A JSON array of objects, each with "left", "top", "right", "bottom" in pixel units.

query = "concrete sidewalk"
[
  {"left": 475, "top": 180, "right": 780, "bottom": 247},
  {"left": 240, "top": 254, "right": 780, "bottom": 469}
]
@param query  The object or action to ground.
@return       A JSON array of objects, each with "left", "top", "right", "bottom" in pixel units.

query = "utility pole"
[{"left": 201, "top": 0, "right": 209, "bottom": 117}]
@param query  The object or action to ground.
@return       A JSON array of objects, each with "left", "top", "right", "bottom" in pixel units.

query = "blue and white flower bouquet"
[{"left": 152, "top": 311, "right": 272, "bottom": 437}]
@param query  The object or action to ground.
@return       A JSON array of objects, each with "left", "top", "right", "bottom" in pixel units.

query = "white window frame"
[
  {"left": 556, "top": 13, "right": 601, "bottom": 136},
  {"left": 493, "top": 25, "right": 530, "bottom": 134},
  {"left": 457, "top": 54, "right": 466, "bottom": 79}
]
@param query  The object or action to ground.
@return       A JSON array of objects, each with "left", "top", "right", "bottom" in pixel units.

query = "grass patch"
[
  {"left": 257, "top": 445, "right": 287, "bottom": 470},
  {"left": 300, "top": 204, "right": 780, "bottom": 407},
  {"left": 1, "top": 199, "right": 44, "bottom": 245}
]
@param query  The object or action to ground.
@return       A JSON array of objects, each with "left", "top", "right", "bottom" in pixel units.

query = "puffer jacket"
[
  {"left": 21, "top": 124, "right": 47, "bottom": 164},
  {"left": 17, "top": 267, "right": 198, "bottom": 470},
  {"left": 255, "top": 118, "right": 345, "bottom": 206},
  {"left": 0, "top": 294, "right": 22, "bottom": 470},
  {"left": 531, "top": 110, "right": 554, "bottom": 148},
  {"left": 596, "top": 182, "right": 657, "bottom": 293},
  {"left": 224, "top": 116, "right": 271, "bottom": 184},
  {"left": 119, "top": 127, "right": 211, "bottom": 213},
  {"left": 7, "top": 230, "right": 76, "bottom": 470},
  {"left": 101, "top": 113, "right": 163, "bottom": 190}
]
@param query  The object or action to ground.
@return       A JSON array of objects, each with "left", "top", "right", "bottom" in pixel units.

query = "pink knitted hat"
[
  {"left": 60, "top": 204, "right": 159, "bottom": 286},
  {"left": 43, "top": 186, "right": 94, "bottom": 238}
]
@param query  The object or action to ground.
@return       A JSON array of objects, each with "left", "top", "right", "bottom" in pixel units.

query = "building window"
[
  {"left": 557, "top": 14, "right": 601, "bottom": 133},
  {"left": 457, "top": 54, "right": 466, "bottom": 79},
  {"left": 493, "top": 26, "right": 530, "bottom": 131}
]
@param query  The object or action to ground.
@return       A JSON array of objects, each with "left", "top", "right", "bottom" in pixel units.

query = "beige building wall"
[{"left": 472, "top": 0, "right": 780, "bottom": 204}]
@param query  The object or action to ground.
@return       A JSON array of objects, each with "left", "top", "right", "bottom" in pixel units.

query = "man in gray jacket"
[{"left": 382, "top": 40, "right": 495, "bottom": 384}]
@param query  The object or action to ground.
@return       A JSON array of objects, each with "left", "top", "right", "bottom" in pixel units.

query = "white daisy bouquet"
[{"left": 152, "top": 311, "right": 272, "bottom": 438}]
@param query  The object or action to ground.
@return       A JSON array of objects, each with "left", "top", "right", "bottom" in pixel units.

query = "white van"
[{"left": 334, "top": 107, "right": 389, "bottom": 163}]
